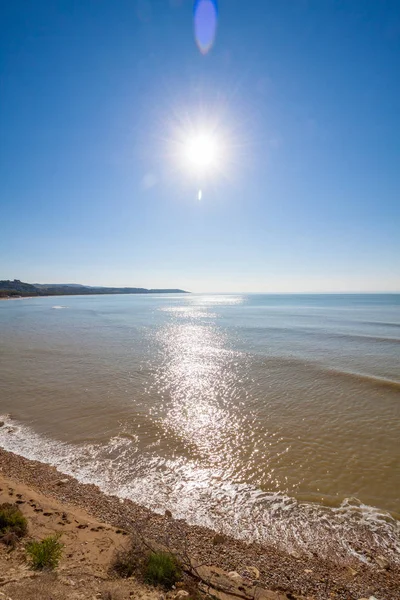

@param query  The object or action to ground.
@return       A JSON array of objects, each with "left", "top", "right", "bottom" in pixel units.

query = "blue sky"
[{"left": 1, "top": 0, "right": 399, "bottom": 292}]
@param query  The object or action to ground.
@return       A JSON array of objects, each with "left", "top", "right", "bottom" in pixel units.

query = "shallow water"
[{"left": 0, "top": 293, "right": 399, "bottom": 560}]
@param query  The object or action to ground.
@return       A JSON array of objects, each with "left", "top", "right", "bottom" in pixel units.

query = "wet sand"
[{"left": 0, "top": 447, "right": 398, "bottom": 599}]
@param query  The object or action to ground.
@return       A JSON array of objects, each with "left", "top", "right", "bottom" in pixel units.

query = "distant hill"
[
  {"left": 0, "top": 280, "right": 188, "bottom": 297},
  {"left": 34, "top": 283, "right": 86, "bottom": 288}
]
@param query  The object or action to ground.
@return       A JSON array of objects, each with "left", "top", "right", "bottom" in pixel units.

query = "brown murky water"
[{"left": 0, "top": 293, "right": 399, "bottom": 560}]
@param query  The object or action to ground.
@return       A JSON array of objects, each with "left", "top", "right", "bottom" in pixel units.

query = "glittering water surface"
[{"left": 0, "top": 294, "right": 399, "bottom": 561}]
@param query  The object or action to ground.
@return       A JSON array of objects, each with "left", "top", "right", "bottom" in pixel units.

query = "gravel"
[{"left": 0, "top": 448, "right": 398, "bottom": 600}]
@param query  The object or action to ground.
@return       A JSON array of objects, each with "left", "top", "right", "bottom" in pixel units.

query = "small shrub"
[
  {"left": 0, "top": 503, "right": 28, "bottom": 542},
  {"left": 112, "top": 549, "right": 137, "bottom": 578},
  {"left": 112, "top": 538, "right": 146, "bottom": 578},
  {"left": 144, "top": 551, "right": 182, "bottom": 589},
  {"left": 112, "top": 540, "right": 182, "bottom": 589},
  {"left": 26, "top": 534, "right": 63, "bottom": 570}
]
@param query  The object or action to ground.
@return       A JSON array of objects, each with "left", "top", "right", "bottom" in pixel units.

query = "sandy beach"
[{"left": 0, "top": 447, "right": 398, "bottom": 600}]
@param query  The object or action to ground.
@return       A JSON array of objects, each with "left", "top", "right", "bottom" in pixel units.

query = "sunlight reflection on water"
[
  {"left": 149, "top": 302, "right": 286, "bottom": 491},
  {"left": 0, "top": 293, "right": 399, "bottom": 562}
]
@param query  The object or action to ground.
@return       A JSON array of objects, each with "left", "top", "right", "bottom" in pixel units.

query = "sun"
[{"left": 184, "top": 133, "right": 219, "bottom": 171}]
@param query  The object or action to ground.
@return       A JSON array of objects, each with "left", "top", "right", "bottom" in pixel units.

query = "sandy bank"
[
  {"left": 0, "top": 472, "right": 163, "bottom": 600},
  {"left": 0, "top": 448, "right": 398, "bottom": 599}
]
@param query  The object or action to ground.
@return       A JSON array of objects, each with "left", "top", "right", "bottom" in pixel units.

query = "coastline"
[
  {"left": 0, "top": 447, "right": 398, "bottom": 599},
  {"left": 0, "top": 296, "right": 36, "bottom": 300}
]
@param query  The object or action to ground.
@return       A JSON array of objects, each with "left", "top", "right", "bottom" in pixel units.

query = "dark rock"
[{"left": 213, "top": 533, "right": 226, "bottom": 545}]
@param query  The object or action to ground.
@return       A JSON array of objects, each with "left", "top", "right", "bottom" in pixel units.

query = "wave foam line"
[{"left": 0, "top": 415, "right": 398, "bottom": 565}]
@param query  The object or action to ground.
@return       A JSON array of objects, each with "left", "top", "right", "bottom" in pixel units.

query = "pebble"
[
  {"left": 213, "top": 533, "right": 225, "bottom": 545},
  {"left": 1, "top": 446, "right": 399, "bottom": 600},
  {"left": 376, "top": 555, "right": 390, "bottom": 570},
  {"left": 243, "top": 566, "right": 260, "bottom": 580}
]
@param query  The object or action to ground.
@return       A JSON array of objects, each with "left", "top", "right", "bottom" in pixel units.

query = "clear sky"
[{"left": 1, "top": 0, "right": 399, "bottom": 292}]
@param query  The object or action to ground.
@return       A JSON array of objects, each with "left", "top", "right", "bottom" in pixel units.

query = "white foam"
[{"left": 0, "top": 414, "right": 398, "bottom": 565}]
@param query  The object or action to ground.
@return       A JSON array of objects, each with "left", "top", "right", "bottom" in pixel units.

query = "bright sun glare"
[{"left": 185, "top": 133, "right": 219, "bottom": 170}]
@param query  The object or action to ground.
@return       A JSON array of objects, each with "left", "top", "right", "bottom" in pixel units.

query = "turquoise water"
[{"left": 0, "top": 293, "right": 399, "bottom": 561}]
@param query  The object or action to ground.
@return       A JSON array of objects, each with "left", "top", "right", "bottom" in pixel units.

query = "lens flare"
[{"left": 194, "top": 0, "right": 218, "bottom": 55}]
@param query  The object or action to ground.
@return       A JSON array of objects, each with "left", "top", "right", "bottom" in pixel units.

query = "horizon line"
[{"left": 2, "top": 279, "right": 400, "bottom": 295}]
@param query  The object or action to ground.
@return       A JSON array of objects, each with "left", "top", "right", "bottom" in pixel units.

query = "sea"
[{"left": 0, "top": 293, "right": 399, "bottom": 562}]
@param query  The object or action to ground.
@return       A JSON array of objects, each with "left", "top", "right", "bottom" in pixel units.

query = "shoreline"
[
  {"left": 0, "top": 447, "right": 398, "bottom": 599},
  {"left": 0, "top": 296, "right": 36, "bottom": 300}
]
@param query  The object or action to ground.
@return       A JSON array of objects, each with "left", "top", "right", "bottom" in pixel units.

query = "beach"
[
  {"left": 1, "top": 293, "right": 399, "bottom": 598},
  {"left": 1, "top": 447, "right": 399, "bottom": 599},
  {"left": 0, "top": 448, "right": 160, "bottom": 600},
  {"left": 2, "top": 0, "right": 399, "bottom": 595}
]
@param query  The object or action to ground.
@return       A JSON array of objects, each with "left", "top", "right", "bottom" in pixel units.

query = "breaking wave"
[{"left": 0, "top": 414, "right": 398, "bottom": 565}]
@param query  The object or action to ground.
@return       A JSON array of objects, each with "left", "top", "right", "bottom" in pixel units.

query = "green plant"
[
  {"left": 144, "top": 551, "right": 182, "bottom": 589},
  {"left": 0, "top": 503, "right": 28, "bottom": 542},
  {"left": 26, "top": 534, "right": 63, "bottom": 570}
]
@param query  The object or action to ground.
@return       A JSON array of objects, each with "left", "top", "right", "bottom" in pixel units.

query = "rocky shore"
[{"left": 0, "top": 447, "right": 398, "bottom": 600}]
